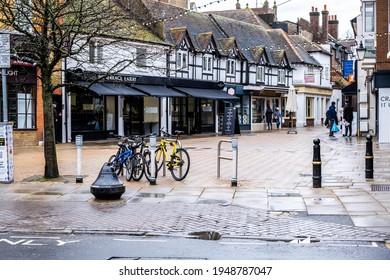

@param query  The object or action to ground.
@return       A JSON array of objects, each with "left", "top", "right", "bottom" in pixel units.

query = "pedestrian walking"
[
  {"left": 265, "top": 104, "right": 273, "bottom": 130},
  {"left": 343, "top": 102, "right": 353, "bottom": 137},
  {"left": 273, "top": 107, "right": 282, "bottom": 129},
  {"left": 328, "top": 101, "right": 338, "bottom": 137}
]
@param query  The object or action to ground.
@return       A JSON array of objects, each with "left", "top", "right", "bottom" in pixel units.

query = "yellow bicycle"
[{"left": 154, "top": 129, "right": 190, "bottom": 181}]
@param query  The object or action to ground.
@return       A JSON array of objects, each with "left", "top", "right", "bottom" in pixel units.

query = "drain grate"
[{"left": 371, "top": 184, "right": 390, "bottom": 191}]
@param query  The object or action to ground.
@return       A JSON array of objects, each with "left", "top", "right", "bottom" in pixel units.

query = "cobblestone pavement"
[{"left": 1, "top": 126, "right": 390, "bottom": 242}]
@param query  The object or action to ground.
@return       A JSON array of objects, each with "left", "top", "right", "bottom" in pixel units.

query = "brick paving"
[{"left": 1, "top": 126, "right": 390, "bottom": 241}]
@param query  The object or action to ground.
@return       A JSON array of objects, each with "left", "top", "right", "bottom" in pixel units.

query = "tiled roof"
[
  {"left": 267, "top": 29, "right": 321, "bottom": 66},
  {"left": 205, "top": 8, "right": 271, "bottom": 29}
]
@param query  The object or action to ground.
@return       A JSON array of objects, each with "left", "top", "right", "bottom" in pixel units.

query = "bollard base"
[
  {"left": 312, "top": 177, "right": 322, "bottom": 188},
  {"left": 90, "top": 185, "right": 125, "bottom": 200},
  {"left": 149, "top": 179, "right": 157, "bottom": 185},
  {"left": 76, "top": 176, "right": 83, "bottom": 183}
]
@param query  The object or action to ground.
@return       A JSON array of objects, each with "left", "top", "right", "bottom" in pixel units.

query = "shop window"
[
  {"left": 306, "top": 97, "right": 314, "bottom": 117},
  {"left": 251, "top": 98, "right": 265, "bottom": 123},
  {"left": 6, "top": 85, "right": 36, "bottom": 129}
]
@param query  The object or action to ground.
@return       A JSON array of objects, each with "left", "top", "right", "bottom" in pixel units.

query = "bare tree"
[{"left": 0, "top": 0, "right": 166, "bottom": 178}]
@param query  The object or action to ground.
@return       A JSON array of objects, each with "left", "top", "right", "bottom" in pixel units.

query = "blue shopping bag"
[{"left": 331, "top": 121, "right": 340, "bottom": 133}]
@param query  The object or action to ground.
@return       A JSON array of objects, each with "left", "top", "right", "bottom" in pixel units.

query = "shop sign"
[
  {"left": 379, "top": 89, "right": 390, "bottom": 143},
  {"left": 0, "top": 34, "right": 10, "bottom": 68}
]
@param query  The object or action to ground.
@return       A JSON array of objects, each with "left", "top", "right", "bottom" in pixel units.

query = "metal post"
[
  {"left": 75, "top": 135, "right": 83, "bottom": 183},
  {"left": 149, "top": 135, "right": 157, "bottom": 185},
  {"left": 231, "top": 138, "right": 238, "bottom": 187},
  {"left": 365, "top": 135, "right": 374, "bottom": 179},
  {"left": 2, "top": 69, "right": 7, "bottom": 122},
  {"left": 312, "top": 139, "right": 322, "bottom": 188}
]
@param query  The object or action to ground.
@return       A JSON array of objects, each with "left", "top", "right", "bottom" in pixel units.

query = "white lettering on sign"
[{"left": 6, "top": 70, "right": 18, "bottom": 76}]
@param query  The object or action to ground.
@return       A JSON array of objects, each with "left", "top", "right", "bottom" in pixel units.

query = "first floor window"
[
  {"left": 203, "top": 55, "right": 213, "bottom": 73},
  {"left": 278, "top": 69, "right": 286, "bottom": 85},
  {"left": 256, "top": 66, "right": 265, "bottom": 82},
  {"left": 227, "top": 59, "right": 236, "bottom": 76},
  {"left": 136, "top": 48, "right": 147, "bottom": 68},
  {"left": 89, "top": 41, "right": 103, "bottom": 64},
  {"left": 177, "top": 51, "right": 188, "bottom": 70}
]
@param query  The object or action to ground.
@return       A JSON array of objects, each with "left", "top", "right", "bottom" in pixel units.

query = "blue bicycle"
[{"left": 108, "top": 138, "right": 145, "bottom": 181}]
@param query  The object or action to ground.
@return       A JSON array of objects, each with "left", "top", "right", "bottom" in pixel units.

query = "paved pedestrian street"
[{"left": 1, "top": 126, "right": 390, "bottom": 242}]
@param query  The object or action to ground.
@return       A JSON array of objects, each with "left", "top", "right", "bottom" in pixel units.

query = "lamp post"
[{"left": 355, "top": 42, "right": 366, "bottom": 137}]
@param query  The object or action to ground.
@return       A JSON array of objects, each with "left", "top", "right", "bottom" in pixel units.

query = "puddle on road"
[
  {"left": 135, "top": 193, "right": 166, "bottom": 198},
  {"left": 189, "top": 231, "right": 222, "bottom": 240}
]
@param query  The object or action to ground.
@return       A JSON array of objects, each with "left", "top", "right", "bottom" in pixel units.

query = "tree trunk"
[{"left": 42, "top": 73, "right": 59, "bottom": 179}]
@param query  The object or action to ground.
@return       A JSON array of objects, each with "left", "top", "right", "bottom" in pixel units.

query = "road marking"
[
  {"left": 114, "top": 239, "right": 167, "bottom": 243},
  {"left": 10, "top": 236, "right": 60, "bottom": 239},
  {"left": 218, "top": 242, "right": 267, "bottom": 246}
]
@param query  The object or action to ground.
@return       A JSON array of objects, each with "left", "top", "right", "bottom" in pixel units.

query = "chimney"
[
  {"left": 322, "top": 5, "right": 329, "bottom": 43},
  {"left": 329, "top": 15, "right": 339, "bottom": 40},
  {"left": 236, "top": 0, "right": 241, "bottom": 9},
  {"left": 310, "top": 7, "right": 320, "bottom": 43}
]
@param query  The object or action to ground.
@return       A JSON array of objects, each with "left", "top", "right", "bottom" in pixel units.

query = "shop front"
[
  {"left": 171, "top": 86, "right": 238, "bottom": 134},
  {"left": 245, "top": 86, "right": 287, "bottom": 131},
  {"left": 1, "top": 62, "right": 39, "bottom": 145},
  {"left": 69, "top": 82, "right": 146, "bottom": 140}
]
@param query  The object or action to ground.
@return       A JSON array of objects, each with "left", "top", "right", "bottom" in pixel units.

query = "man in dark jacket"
[
  {"left": 328, "top": 101, "right": 337, "bottom": 137},
  {"left": 343, "top": 102, "right": 354, "bottom": 137}
]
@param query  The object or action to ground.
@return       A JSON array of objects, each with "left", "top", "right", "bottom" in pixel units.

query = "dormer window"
[
  {"left": 227, "top": 59, "right": 235, "bottom": 76},
  {"left": 177, "top": 50, "right": 188, "bottom": 71},
  {"left": 202, "top": 55, "right": 213, "bottom": 73}
]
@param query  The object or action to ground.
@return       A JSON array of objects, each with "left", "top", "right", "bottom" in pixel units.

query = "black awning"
[
  {"left": 76, "top": 82, "right": 146, "bottom": 96},
  {"left": 342, "top": 82, "right": 357, "bottom": 95},
  {"left": 173, "top": 87, "right": 238, "bottom": 100},
  {"left": 132, "top": 85, "right": 185, "bottom": 97}
]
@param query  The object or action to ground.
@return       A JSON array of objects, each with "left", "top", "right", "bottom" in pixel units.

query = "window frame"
[
  {"left": 277, "top": 68, "right": 286, "bottom": 85},
  {"left": 227, "top": 59, "right": 236, "bottom": 76},
  {"left": 136, "top": 47, "right": 148, "bottom": 68},
  {"left": 256, "top": 65, "right": 265, "bottom": 82},
  {"left": 177, "top": 50, "right": 188, "bottom": 71},
  {"left": 202, "top": 55, "right": 213, "bottom": 73},
  {"left": 89, "top": 41, "right": 103, "bottom": 64}
]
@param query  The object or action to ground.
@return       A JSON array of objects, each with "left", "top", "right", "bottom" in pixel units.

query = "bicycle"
[
  {"left": 108, "top": 137, "right": 145, "bottom": 182},
  {"left": 108, "top": 137, "right": 134, "bottom": 181},
  {"left": 154, "top": 128, "right": 190, "bottom": 181},
  {"left": 130, "top": 134, "right": 157, "bottom": 182}
]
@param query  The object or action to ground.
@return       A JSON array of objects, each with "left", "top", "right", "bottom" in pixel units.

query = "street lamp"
[{"left": 356, "top": 42, "right": 367, "bottom": 61}]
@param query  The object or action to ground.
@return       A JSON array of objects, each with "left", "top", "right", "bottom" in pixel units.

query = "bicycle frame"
[{"left": 156, "top": 138, "right": 179, "bottom": 166}]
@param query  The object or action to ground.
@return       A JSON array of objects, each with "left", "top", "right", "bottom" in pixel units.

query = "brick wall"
[
  {"left": 13, "top": 130, "right": 40, "bottom": 146},
  {"left": 376, "top": 0, "right": 390, "bottom": 71}
]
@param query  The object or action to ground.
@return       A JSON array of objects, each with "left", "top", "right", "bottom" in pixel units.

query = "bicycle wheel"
[
  {"left": 108, "top": 154, "right": 122, "bottom": 176},
  {"left": 169, "top": 148, "right": 190, "bottom": 181},
  {"left": 143, "top": 150, "right": 158, "bottom": 181},
  {"left": 155, "top": 147, "right": 165, "bottom": 172},
  {"left": 131, "top": 152, "right": 145, "bottom": 181},
  {"left": 125, "top": 157, "right": 133, "bottom": 181}
]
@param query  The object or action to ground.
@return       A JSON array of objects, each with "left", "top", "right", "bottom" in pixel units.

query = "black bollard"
[
  {"left": 365, "top": 135, "right": 374, "bottom": 179},
  {"left": 312, "top": 139, "right": 322, "bottom": 188},
  {"left": 90, "top": 162, "right": 125, "bottom": 200}
]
